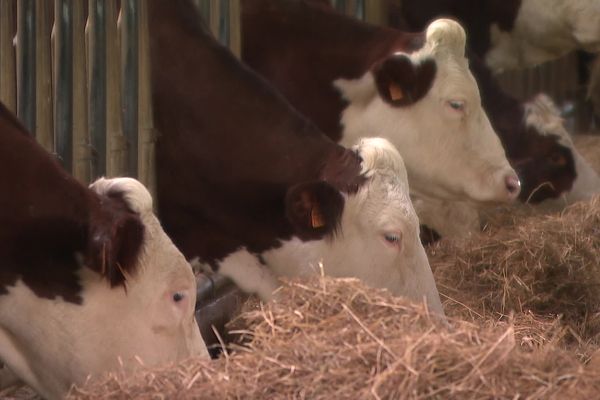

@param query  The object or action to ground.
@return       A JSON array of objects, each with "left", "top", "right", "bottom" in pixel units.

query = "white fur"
[
  {"left": 0, "top": 177, "right": 208, "bottom": 400},
  {"left": 335, "top": 19, "right": 519, "bottom": 207},
  {"left": 217, "top": 249, "right": 280, "bottom": 301},
  {"left": 419, "top": 95, "right": 600, "bottom": 238},
  {"left": 219, "top": 138, "right": 445, "bottom": 317},
  {"left": 524, "top": 95, "right": 600, "bottom": 206},
  {"left": 486, "top": 0, "right": 600, "bottom": 71}
]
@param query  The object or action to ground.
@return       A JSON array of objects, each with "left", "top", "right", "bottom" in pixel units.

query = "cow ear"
[
  {"left": 87, "top": 178, "right": 147, "bottom": 287},
  {"left": 373, "top": 54, "right": 436, "bottom": 106},
  {"left": 87, "top": 208, "right": 144, "bottom": 287},
  {"left": 285, "top": 181, "right": 344, "bottom": 240}
]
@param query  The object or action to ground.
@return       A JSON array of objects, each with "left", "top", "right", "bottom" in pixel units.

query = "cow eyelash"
[{"left": 384, "top": 233, "right": 401, "bottom": 244}]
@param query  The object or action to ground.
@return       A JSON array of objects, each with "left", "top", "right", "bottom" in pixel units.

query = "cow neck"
[
  {"left": 0, "top": 104, "right": 94, "bottom": 303},
  {"left": 149, "top": 0, "right": 356, "bottom": 262},
  {"left": 242, "top": 0, "right": 424, "bottom": 142}
]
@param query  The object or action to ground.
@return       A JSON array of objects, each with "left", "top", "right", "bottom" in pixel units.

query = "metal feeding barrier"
[
  {"left": 0, "top": 0, "right": 242, "bottom": 353},
  {"left": 0, "top": 0, "right": 241, "bottom": 186}
]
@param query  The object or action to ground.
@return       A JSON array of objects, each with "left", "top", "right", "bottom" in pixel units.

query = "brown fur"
[
  {"left": 148, "top": 0, "right": 365, "bottom": 267},
  {"left": 241, "top": 0, "right": 425, "bottom": 143},
  {"left": 0, "top": 103, "right": 143, "bottom": 303}
]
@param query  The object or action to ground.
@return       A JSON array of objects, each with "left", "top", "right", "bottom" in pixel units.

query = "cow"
[
  {"left": 148, "top": 0, "right": 444, "bottom": 316},
  {"left": 241, "top": 0, "right": 521, "bottom": 215},
  {"left": 391, "top": 0, "right": 600, "bottom": 72},
  {"left": 417, "top": 94, "right": 600, "bottom": 239},
  {"left": 0, "top": 103, "right": 207, "bottom": 399}
]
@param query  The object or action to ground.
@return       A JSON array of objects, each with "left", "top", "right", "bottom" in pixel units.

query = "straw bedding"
[{"left": 62, "top": 195, "right": 600, "bottom": 398}]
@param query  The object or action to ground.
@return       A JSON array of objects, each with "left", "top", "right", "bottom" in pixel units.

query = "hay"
[
  {"left": 430, "top": 195, "right": 600, "bottom": 343},
  {"left": 68, "top": 277, "right": 600, "bottom": 399}
]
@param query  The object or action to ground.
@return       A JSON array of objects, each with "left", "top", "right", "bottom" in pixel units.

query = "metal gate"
[{"left": 0, "top": 0, "right": 240, "bottom": 192}]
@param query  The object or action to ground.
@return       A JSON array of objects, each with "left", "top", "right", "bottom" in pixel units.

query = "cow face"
[
  {"left": 0, "top": 178, "right": 207, "bottom": 399},
  {"left": 335, "top": 19, "right": 520, "bottom": 207},
  {"left": 264, "top": 138, "right": 444, "bottom": 317},
  {"left": 519, "top": 94, "right": 600, "bottom": 205}
]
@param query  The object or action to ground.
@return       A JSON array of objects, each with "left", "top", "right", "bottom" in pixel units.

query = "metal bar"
[
  {"left": 87, "top": 0, "right": 107, "bottom": 177},
  {"left": 54, "top": 0, "right": 74, "bottom": 170},
  {"left": 108, "top": 0, "right": 127, "bottom": 177},
  {"left": 120, "top": 0, "right": 139, "bottom": 177},
  {"left": 0, "top": 0, "right": 16, "bottom": 112},
  {"left": 35, "top": 0, "right": 53, "bottom": 153},
  {"left": 218, "top": 0, "right": 230, "bottom": 46},
  {"left": 137, "top": 0, "right": 157, "bottom": 201},
  {"left": 365, "top": 0, "right": 387, "bottom": 26},
  {"left": 72, "top": 0, "right": 91, "bottom": 182},
  {"left": 16, "top": 0, "right": 36, "bottom": 135},
  {"left": 228, "top": 0, "right": 241, "bottom": 57}
]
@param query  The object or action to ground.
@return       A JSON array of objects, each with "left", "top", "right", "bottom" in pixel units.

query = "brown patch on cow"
[
  {"left": 241, "top": 0, "right": 428, "bottom": 143},
  {"left": 0, "top": 103, "right": 144, "bottom": 303},
  {"left": 149, "top": 0, "right": 365, "bottom": 265},
  {"left": 464, "top": 52, "right": 577, "bottom": 203},
  {"left": 320, "top": 145, "right": 366, "bottom": 194},
  {"left": 373, "top": 55, "right": 437, "bottom": 106},
  {"left": 87, "top": 191, "right": 145, "bottom": 288},
  {"left": 285, "top": 182, "right": 344, "bottom": 241},
  {"left": 513, "top": 132, "right": 576, "bottom": 204}
]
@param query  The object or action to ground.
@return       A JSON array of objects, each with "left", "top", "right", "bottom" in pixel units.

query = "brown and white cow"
[
  {"left": 417, "top": 94, "right": 600, "bottom": 239},
  {"left": 0, "top": 103, "right": 207, "bottom": 399},
  {"left": 241, "top": 0, "right": 520, "bottom": 210},
  {"left": 393, "top": 0, "right": 600, "bottom": 72},
  {"left": 148, "top": 0, "right": 444, "bottom": 316}
]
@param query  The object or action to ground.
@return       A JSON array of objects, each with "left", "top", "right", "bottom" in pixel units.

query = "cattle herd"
[{"left": 0, "top": 0, "right": 599, "bottom": 398}]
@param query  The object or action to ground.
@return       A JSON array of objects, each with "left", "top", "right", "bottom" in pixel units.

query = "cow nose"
[{"left": 505, "top": 174, "right": 521, "bottom": 200}]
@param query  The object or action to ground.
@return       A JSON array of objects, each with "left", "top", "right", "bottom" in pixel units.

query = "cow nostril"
[{"left": 505, "top": 175, "right": 521, "bottom": 196}]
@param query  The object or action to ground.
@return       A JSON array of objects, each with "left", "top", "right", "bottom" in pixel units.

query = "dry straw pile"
[
  {"left": 67, "top": 196, "right": 600, "bottom": 399},
  {"left": 431, "top": 195, "right": 600, "bottom": 344},
  {"left": 70, "top": 279, "right": 599, "bottom": 399}
]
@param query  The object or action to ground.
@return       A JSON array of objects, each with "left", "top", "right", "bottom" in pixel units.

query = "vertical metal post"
[
  {"left": 72, "top": 0, "right": 91, "bottom": 182},
  {"left": 137, "top": 0, "right": 157, "bottom": 203},
  {"left": 16, "top": 0, "right": 36, "bottom": 135},
  {"left": 87, "top": 0, "right": 107, "bottom": 177},
  {"left": 120, "top": 0, "right": 139, "bottom": 177},
  {"left": 229, "top": 0, "right": 241, "bottom": 57},
  {"left": 54, "top": 0, "right": 74, "bottom": 170},
  {"left": 107, "top": 0, "right": 127, "bottom": 177},
  {"left": 35, "top": 0, "right": 53, "bottom": 152},
  {"left": 0, "top": 0, "right": 16, "bottom": 112}
]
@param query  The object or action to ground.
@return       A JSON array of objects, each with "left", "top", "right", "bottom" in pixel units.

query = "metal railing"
[
  {"left": 330, "top": 0, "right": 388, "bottom": 26},
  {"left": 0, "top": 0, "right": 241, "bottom": 191}
]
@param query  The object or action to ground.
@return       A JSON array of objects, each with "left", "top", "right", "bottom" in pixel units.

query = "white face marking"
[
  {"left": 336, "top": 19, "right": 519, "bottom": 206},
  {"left": 0, "top": 178, "right": 208, "bottom": 399},
  {"left": 262, "top": 138, "right": 445, "bottom": 317}
]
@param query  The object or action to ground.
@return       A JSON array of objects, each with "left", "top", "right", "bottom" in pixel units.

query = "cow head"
[
  {"left": 266, "top": 138, "right": 444, "bottom": 317},
  {"left": 0, "top": 178, "right": 207, "bottom": 399},
  {"left": 335, "top": 19, "right": 520, "bottom": 207},
  {"left": 519, "top": 94, "right": 600, "bottom": 205}
]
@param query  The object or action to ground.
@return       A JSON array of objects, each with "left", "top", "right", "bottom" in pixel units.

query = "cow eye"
[
  {"left": 447, "top": 100, "right": 465, "bottom": 112},
  {"left": 383, "top": 233, "right": 402, "bottom": 248},
  {"left": 173, "top": 292, "right": 185, "bottom": 302}
]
